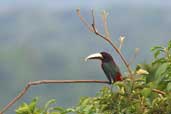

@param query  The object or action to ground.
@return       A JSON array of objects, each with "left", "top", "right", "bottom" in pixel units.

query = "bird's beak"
[{"left": 85, "top": 53, "right": 103, "bottom": 61}]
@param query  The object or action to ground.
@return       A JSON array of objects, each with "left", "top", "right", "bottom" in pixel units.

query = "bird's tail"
[{"left": 113, "top": 72, "right": 122, "bottom": 82}]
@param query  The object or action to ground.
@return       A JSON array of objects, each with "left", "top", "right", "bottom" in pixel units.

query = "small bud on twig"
[
  {"left": 119, "top": 35, "right": 125, "bottom": 50},
  {"left": 129, "top": 48, "right": 140, "bottom": 66},
  {"left": 135, "top": 48, "right": 140, "bottom": 54},
  {"left": 136, "top": 69, "right": 149, "bottom": 75}
]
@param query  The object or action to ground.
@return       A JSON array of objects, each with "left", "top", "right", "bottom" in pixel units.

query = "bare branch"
[
  {"left": 76, "top": 9, "right": 94, "bottom": 32},
  {"left": 101, "top": 10, "right": 110, "bottom": 39},
  {"left": 91, "top": 9, "right": 99, "bottom": 34},
  {"left": 0, "top": 80, "right": 108, "bottom": 114},
  {"left": 91, "top": 9, "right": 95, "bottom": 30}
]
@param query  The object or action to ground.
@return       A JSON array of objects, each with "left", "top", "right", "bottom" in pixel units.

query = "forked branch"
[
  {"left": 76, "top": 9, "right": 166, "bottom": 98},
  {"left": 76, "top": 9, "right": 133, "bottom": 78}
]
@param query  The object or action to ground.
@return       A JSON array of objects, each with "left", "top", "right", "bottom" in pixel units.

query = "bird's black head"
[
  {"left": 85, "top": 51, "right": 114, "bottom": 63},
  {"left": 100, "top": 52, "right": 114, "bottom": 62}
]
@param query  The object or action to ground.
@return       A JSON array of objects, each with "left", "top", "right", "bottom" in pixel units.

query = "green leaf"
[
  {"left": 29, "top": 97, "right": 39, "bottom": 112},
  {"left": 168, "top": 40, "right": 171, "bottom": 50},
  {"left": 167, "top": 82, "right": 171, "bottom": 91},
  {"left": 152, "top": 58, "right": 167, "bottom": 64},
  {"left": 44, "top": 99, "right": 56, "bottom": 110},
  {"left": 155, "top": 63, "right": 168, "bottom": 79},
  {"left": 141, "top": 88, "right": 152, "bottom": 97},
  {"left": 66, "top": 108, "right": 75, "bottom": 112},
  {"left": 53, "top": 107, "right": 65, "bottom": 112},
  {"left": 151, "top": 46, "right": 163, "bottom": 51},
  {"left": 15, "top": 103, "right": 30, "bottom": 114},
  {"left": 154, "top": 50, "right": 161, "bottom": 58}
]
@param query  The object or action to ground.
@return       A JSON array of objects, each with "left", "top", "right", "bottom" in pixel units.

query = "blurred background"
[{"left": 0, "top": 0, "right": 170, "bottom": 113}]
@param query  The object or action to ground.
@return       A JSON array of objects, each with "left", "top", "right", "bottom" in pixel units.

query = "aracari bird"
[{"left": 85, "top": 52, "right": 122, "bottom": 84}]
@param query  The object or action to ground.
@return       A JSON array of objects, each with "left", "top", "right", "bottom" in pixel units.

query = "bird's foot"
[{"left": 110, "top": 83, "right": 113, "bottom": 92}]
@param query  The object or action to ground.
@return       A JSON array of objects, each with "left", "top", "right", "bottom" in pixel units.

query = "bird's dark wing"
[
  {"left": 102, "top": 62, "right": 121, "bottom": 82},
  {"left": 101, "top": 64, "right": 112, "bottom": 84},
  {"left": 102, "top": 64, "right": 113, "bottom": 84}
]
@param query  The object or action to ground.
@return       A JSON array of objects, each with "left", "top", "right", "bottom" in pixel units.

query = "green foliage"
[
  {"left": 16, "top": 40, "right": 171, "bottom": 114},
  {"left": 15, "top": 98, "right": 73, "bottom": 114},
  {"left": 72, "top": 79, "right": 171, "bottom": 114},
  {"left": 151, "top": 40, "right": 171, "bottom": 70}
]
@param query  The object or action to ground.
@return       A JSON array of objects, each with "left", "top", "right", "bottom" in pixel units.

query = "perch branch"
[
  {"left": 77, "top": 9, "right": 133, "bottom": 78},
  {"left": 0, "top": 80, "right": 108, "bottom": 114}
]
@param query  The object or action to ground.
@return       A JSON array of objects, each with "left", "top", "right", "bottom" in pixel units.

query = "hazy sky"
[
  {"left": 0, "top": 1, "right": 171, "bottom": 114},
  {"left": 1, "top": 0, "right": 171, "bottom": 11}
]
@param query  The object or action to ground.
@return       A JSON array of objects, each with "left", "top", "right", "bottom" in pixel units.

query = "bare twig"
[
  {"left": 76, "top": 9, "right": 94, "bottom": 32},
  {"left": 91, "top": 9, "right": 95, "bottom": 32},
  {"left": 101, "top": 11, "right": 110, "bottom": 39},
  {"left": 0, "top": 80, "right": 108, "bottom": 114},
  {"left": 129, "top": 48, "right": 140, "bottom": 66},
  {"left": 77, "top": 9, "right": 133, "bottom": 78},
  {"left": 119, "top": 35, "right": 125, "bottom": 51}
]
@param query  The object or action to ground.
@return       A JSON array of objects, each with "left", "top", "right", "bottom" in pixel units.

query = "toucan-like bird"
[{"left": 85, "top": 52, "right": 122, "bottom": 84}]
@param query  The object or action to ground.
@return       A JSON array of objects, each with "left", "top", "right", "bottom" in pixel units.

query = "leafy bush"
[{"left": 16, "top": 41, "right": 171, "bottom": 114}]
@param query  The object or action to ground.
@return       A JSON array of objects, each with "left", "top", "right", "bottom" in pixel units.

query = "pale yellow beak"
[{"left": 85, "top": 53, "right": 103, "bottom": 61}]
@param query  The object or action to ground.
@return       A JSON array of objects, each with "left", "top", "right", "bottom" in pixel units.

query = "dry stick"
[
  {"left": 129, "top": 48, "right": 140, "bottom": 66},
  {"left": 0, "top": 80, "right": 109, "bottom": 114},
  {"left": 76, "top": 9, "right": 94, "bottom": 32},
  {"left": 101, "top": 10, "right": 110, "bottom": 39}
]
